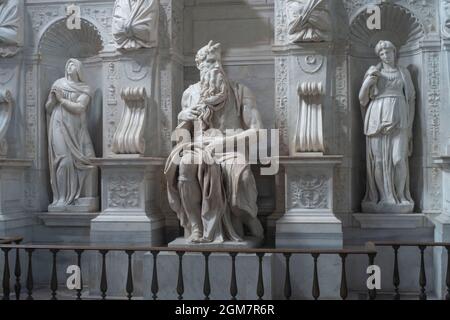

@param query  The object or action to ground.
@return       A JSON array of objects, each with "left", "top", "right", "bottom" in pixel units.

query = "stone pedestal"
[
  {"left": 433, "top": 156, "right": 450, "bottom": 299},
  {"left": 0, "top": 159, "right": 33, "bottom": 236},
  {"left": 276, "top": 156, "right": 343, "bottom": 249},
  {"left": 90, "top": 157, "right": 166, "bottom": 245}
]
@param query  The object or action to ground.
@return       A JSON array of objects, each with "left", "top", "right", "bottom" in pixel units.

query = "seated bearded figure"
[{"left": 165, "top": 41, "right": 265, "bottom": 244}]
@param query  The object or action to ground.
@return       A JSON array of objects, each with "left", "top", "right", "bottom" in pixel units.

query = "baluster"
[
  {"left": 151, "top": 251, "right": 159, "bottom": 300},
  {"left": 176, "top": 251, "right": 184, "bottom": 300},
  {"left": 368, "top": 253, "right": 377, "bottom": 300},
  {"left": 257, "top": 253, "right": 265, "bottom": 300},
  {"left": 14, "top": 246, "right": 21, "bottom": 300},
  {"left": 50, "top": 249, "right": 59, "bottom": 300},
  {"left": 393, "top": 245, "right": 400, "bottom": 300},
  {"left": 126, "top": 250, "right": 134, "bottom": 300},
  {"left": 446, "top": 246, "right": 450, "bottom": 301},
  {"left": 26, "top": 249, "right": 34, "bottom": 300},
  {"left": 75, "top": 250, "right": 83, "bottom": 300},
  {"left": 2, "top": 248, "right": 11, "bottom": 300},
  {"left": 203, "top": 252, "right": 211, "bottom": 300},
  {"left": 283, "top": 253, "right": 292, "bottom": 300},
  {"left": 340, "top": 253, "right": 348, "bottom": 300},
  {"left": 312, "top": 253, "right": 320, "bottom": 300},
  {"left": 100, "top": 250, "right": 108, "bottom": 300},
  {"left": 419, "top": 246, "right": 427, "bottom": 300},
  {"left": 230, "top": 253, "right": 238, "bottom": 300}
]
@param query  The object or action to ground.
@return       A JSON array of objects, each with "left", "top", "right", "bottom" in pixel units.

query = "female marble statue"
[
  {"left": 286, "top": 0, "right": 330, "bottom": 43},
  {"left": 112, "top": 0, "right": 159, "bottom": 51},
  {"left": 45, "top": 59, "right": 97, "bottom": 210},
  {"left": 359, "top": 41, "right": 416, "bottom": 213}
]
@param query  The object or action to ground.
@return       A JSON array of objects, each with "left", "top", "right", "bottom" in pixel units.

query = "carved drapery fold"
[
  {"left": 112, "top": 87, "right": 147, "bottom": 155},
  {"left": 293, "top": 82, "right": 325, "bottom": 154}
]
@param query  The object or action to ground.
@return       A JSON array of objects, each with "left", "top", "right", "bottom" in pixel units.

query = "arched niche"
[
  {"left": 348, "top": 3, "right": 426, "bottom": 212},
  {"left": 36, "top": 18, "right": 105, "bottom": 203},
  {"left": 350, "top": 3, "right": 424, "bottom": 56},
  {"left": 38, "top": 18, "right": 104, "bottom": 60}
]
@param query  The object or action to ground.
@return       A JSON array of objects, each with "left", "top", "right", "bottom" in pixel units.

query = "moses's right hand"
[{"left": 178, "top": 108, "right": 201, "bottom": 122}]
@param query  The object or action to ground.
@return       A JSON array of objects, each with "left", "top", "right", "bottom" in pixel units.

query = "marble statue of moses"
[{"left": 165, "top": 41, "right": 265, "bottom": 244}]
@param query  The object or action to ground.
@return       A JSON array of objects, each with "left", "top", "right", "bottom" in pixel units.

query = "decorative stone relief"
[
  {"left": 275, "top": 0, "right": 288, "bottom": 44},
  {"left": 112, "top": 0, "right": 159, "bottom": 51},
  {"left": 25, "top": 65, "right": 37, "bottom": 159},
  {"left": 427, "top": 52, "right": 441, "bottom": 156},
  {"left": 297, "top": 55, "right": 324, "bottom": 74},
  {"left": 289, "top": 174, "right": 329, "bottom": 209},
  {"left": 107, "top": 175, "right": 141, "bottom": 209},
  {"left": 160, "top": 68, "right": 173, "bottom": 156},
  {"left": 29, "top": 5, "right": 62, "bottom": 34},
  {"left": 335, "top": 56, "right": 349, "bottom": 155},
  {"left": 275, "top": 57, "right": 289, "bottom": 155},
  {"left": 0, "top": 89, "right": 13, "bottom": 156},
  {"left": 112, "top": 87, "right": 147, "bottom": 155},
  {"left": 0, "top": 0, "right": 23, "bottom": 57},
  {"left": 107, "top": 85, "right": 117, "bottom": 105},
  {"left": 286, "top": 0, "right": 331, "bottom": 43},
  {"left": 292, "top": 82, "right": 325, "bottom": 154}
]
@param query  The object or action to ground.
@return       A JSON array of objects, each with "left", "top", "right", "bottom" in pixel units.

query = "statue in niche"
[
  {"left": 0, "top": 89, "right": 13, "bottom": 157},
  {"left": 286, "top": 0, "right": 331, "bottom": 43},
  {"left": 112, "top": 0, "right": 159, "bottom": 51},
  {"left": 45, "top": 59, "right": 98, "bottom": 212},
  {"left": 0, "top": 0, "right": 23, "bottom": 57},
  {"left": 359, "top": 41, "right": 416, "bottom": 213},
  {"left": 165, "top": 41, "right": 264, "bottom": 245}
]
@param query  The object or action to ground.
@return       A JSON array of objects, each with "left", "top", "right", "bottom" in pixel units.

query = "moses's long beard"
[{"left": 198, "top": 67, "right": 229, "bottom": 129}]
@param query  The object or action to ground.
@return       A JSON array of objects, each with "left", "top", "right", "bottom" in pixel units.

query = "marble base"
[
  {"left": 276, "top": 156, "right": 343, "bottom": 249},
  {"left": 90, "top": 157, "right": 166, "bottom": 245},
  {"left": 353, "top": 213, "right": 432, "bottom": 229},
  {"left": 91, "top": 214, "right": 165, "bottom": 245},
  {"left": 362, "top": 202, "right": 414, "bottom": 214},
  {"left": 276, "top": 214, "right": 343, "bottom": 249},
  {"left": 38, "top": 212, "right": 99, "bottom": 227},
  {"left": 431, "top": 214, "right": 450, "bottom": 299},
  {"left": 168, "top": 237, "right": 263, "bottom": 249},
  {"left": 48, "top": 197, "right": 99, "bottom": 213}
]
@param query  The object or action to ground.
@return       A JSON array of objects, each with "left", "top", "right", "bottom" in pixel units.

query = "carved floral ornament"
[{"left": 289, "top": 174, "right": 329, "bottom": 209}]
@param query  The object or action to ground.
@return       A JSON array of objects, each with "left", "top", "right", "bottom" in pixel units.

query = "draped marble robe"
[
  {"left": 46, "top": 59, "right": 97, "bottom": 209},
  {"left": 165, "top": 82, "right": 261, "bottom": 243},
  {"left": 0, "top": 0, "right": 23, "bottom": 57},
  {"left": 287, "top": 0, "right": 330, "bottom": 43},
  {"left": 360, "top": 63, "right": 416, "bottom": 213},
  {"left": 112, "top": 0, "right": 159, "bottom": 50}
]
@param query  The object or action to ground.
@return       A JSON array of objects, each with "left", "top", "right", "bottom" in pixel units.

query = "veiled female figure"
[
  {"left": 359, "top": 41, "right": 416, "bottom": 213},
  {"left": 45, "top": 59, "right": 97, "bottom": 210}
]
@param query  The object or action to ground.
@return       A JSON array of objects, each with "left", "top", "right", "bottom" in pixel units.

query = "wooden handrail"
[
  {"left": 0, "top": 243, "right": 375, "bottom": 255},
  {"left": 0, "top": 237, "right": 23, "bottom": 245}
]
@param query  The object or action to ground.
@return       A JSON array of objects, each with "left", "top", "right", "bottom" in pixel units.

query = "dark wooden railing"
[
  {"left": 374, "top": 242, "right": 450, "bottom": 301},
  {"left": 0, "top": 238, "right": 376, "bottom": 301}
]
